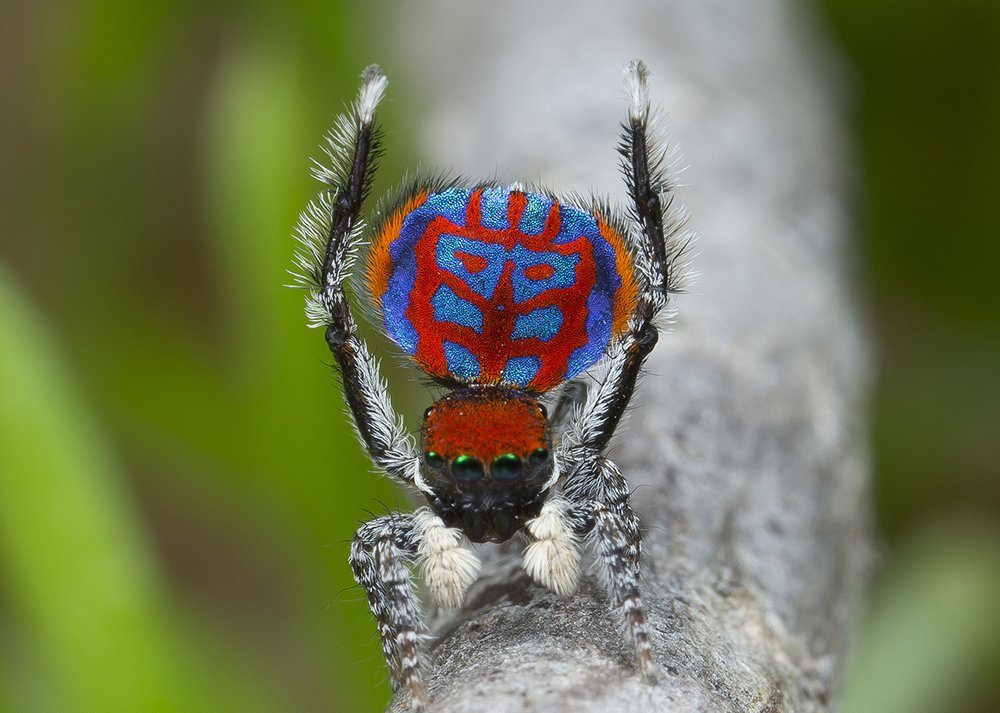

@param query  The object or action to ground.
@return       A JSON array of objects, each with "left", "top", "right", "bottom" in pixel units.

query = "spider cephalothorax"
[
  {"left": 292, "top": 61, "right": 689, "bottom": 709},
  {"left": 419, "top": 387, "right": 553, "bottom": 543}
]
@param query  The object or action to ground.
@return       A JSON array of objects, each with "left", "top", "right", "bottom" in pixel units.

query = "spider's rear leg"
[
  {"left": 592, "top": 503, "right": 653, "bottom": 678},
  {"left": 349, "top": 514, "right": 428, "bottom": 708},
  {"left": 562, "top": 60, "right": 692, "bottom": 458},
  {"left": 298, "top": 65, "right": 419, "bottom": 487},
  {"left": 565, "top": 453, "right": 654, "bottom": 678}
]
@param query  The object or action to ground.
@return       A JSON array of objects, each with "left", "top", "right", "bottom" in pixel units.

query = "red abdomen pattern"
[{"left": 367, "top": 185, "right": 637, "bottom": 392}]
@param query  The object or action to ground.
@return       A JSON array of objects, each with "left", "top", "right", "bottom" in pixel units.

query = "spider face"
[{"left": 419, "top": 387, "right": 553, "bottom": 543}]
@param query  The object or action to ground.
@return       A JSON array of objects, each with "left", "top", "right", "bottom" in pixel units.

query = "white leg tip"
[
  {"left": 358, "top": 64, "right": 388, "bottom": 124},
  {"left": 623, "top": 59, "right": 650, "bottom": 122}
]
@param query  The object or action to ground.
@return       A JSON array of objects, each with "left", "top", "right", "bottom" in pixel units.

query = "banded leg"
[
  {"left": 563, "top": 453, "right": 653, "bottom": 677},
  {"left": 292, "top": 66, "right": 418, "bottom": 485},
  {"left": 349, "top": 514, "right": 428, "bottom": 708}
]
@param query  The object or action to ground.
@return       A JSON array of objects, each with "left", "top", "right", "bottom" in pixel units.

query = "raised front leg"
[
  {"left": 563, "top": 60, "right": 691, "bottom": 461},
  {"left": 292, "top": 66, "right": 418, "bottom": 485}
]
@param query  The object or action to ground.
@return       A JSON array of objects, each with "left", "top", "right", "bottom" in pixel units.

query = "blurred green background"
[{"left": 0, "top": 2, "right": 997, "bottom": 712}]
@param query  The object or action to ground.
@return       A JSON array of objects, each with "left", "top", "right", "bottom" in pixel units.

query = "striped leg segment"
[
  {"left": 349, "top": 514, "right": 428, "bottom": 709},
  {"left": 592, "top": 504, "right": 653, "bottom": 677},
  {"left": 563, "top": 452, "right": 653, "bottom": 676}
]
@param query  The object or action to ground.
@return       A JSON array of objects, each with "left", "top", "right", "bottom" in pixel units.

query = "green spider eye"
[
  {"left": 529, "top": 448, "right": 549, "bottom": 465},
  {"left": 425, "top": 451, "right": 444, "bottom": 468},
  {"left": 452, "top": 455, "right": 484, "bottom": 482},
  {"left": 491, "top": 453, "right": 522, "bottom": 481}
]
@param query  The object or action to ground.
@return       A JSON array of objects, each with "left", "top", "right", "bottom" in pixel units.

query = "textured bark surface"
[{"left": 386, "top": 2, "right": 872, "bottom": 711}]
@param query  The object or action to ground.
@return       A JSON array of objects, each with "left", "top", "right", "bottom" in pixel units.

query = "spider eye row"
[{"left": 423, "top": 449, "right": 549, "bottom": 481}]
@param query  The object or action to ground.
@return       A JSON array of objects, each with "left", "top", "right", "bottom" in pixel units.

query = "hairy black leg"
[
  {"left": 563, "top": 453, "right": 652, "bottom": 676},
  {"left": 324, "top": 305, "right": 416, "bottom": 483},
  {"left": 563, "top": 60, "right": 689, "bottom": 460},
  {"left": 551, "top": 62, "right": 678, "bottom": 672},
  {"left": 293, "top": 66, "right": 418, "bottom": 485},
  {"left": 620, "top": 60, "right": 675, "bottom": 301},
  {"left": 349, "top": 514, "right": 428, "bottom": 708},
  {"left": 565, "top": 317, "right": 659, "bottom": 456}
]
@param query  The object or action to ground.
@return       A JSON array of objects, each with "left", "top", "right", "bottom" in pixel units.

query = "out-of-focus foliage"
[
  {"left": 823, "top": 0, "right": 1000, "bottom": 540},
  {"left": 0, "top": 0, "right": 996, "bottom": 711},
  {"left": 822, "top": 0, "right": 1000, "bottom": 710},
  {"left": 840, "top": 517, "right": 1000, "bottom": 713},
  {"left": 1, "top": 2, "right": 409, "bottom": 711}
]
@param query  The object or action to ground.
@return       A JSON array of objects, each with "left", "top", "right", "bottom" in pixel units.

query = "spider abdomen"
[{"left": 367, "top": 185, "right": 638, "bottom": 393}]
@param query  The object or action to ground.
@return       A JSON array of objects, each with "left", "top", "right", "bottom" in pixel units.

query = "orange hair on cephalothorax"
[
  {"left": 598, "top": 216, "right": 639, "bottom": 340},
  {"left": 421, "top": 389, "right": 548, "bottom": 462},
  {"left": 365, "top": 191, "right": 429, "bottom": 307}
]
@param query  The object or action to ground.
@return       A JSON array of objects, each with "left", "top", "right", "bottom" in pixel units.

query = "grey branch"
[{"left": 386, "top": 2, "right": 872, "bottom": 711}]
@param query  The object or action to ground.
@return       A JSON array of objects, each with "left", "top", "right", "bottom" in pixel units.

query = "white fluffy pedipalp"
[
  {"left": 413, "top": 508, "right": 481, "bottom": 610},
  {"left": 523, "top": 497, "right": 581, "bottom": 597}
]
